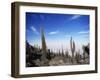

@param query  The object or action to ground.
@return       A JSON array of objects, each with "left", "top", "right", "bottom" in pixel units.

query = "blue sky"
[{"left": 26, "top": 12, "right": 90, "bottom": 52}]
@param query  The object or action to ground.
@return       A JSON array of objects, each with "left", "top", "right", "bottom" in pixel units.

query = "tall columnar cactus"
[
  {"left": 70, "top": 37, "right": 75, "bottom": 63},
  {"left": 41, "top": 27, "right": 47, "bottom": 53},
  {"left": 61, "top": 45, "right": 64, "bottom": 55}
]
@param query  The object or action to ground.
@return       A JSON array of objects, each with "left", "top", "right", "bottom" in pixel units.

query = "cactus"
[
  {"left": 61, "top": 45, "right": 64, "bottom": 56},
  {"left": 70, "top": 37, "right": 75, "bottom": 63},
  {"left": 41, "top": 27, "right": 47, "bottom": 53},
  {"left": 65, "top": 50, "right": 69, "bottom": 58},
  {"left": 75, "top": 51, "right": 80, "bottom": 63}
]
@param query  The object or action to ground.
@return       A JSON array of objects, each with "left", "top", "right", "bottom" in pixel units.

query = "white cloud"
[
  {"left": 70, "top": 15, "right": 81, "bottom": 20},
  {"left": 78, "top": 31, "right": 89, "bottom": 34},
  {"left": 31, "top": 26, "right": 39, "bottom": 35},
  {"left": 49, "top": 30, "right": 59, "bottom": 35}
]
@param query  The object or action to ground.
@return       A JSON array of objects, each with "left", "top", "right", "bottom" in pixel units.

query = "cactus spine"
[{"left": 70, "top": 37, "right": 75, "bottom": 63}]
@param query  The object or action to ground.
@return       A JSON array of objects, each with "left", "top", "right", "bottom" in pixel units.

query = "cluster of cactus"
[{"left": 70, "top": 37, "right": 76, "bottom": 63}]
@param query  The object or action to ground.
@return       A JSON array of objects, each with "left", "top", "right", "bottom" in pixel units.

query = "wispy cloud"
[
  {"left": 31, "top": 26, "right": 39, "bottom": 35},
  {"left": 78, "top": 31, "right": 89, "bottom": 34},
  {"left": 49, "top": 30, "right": 59, "bottom": 35},
  {"left": 70, "top": 15, "right": 81, "bottom": 21}
]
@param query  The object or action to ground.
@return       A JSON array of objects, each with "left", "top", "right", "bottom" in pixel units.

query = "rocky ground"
[{"left": 26, "top": 41, "right": 89, "bottom": 67}]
